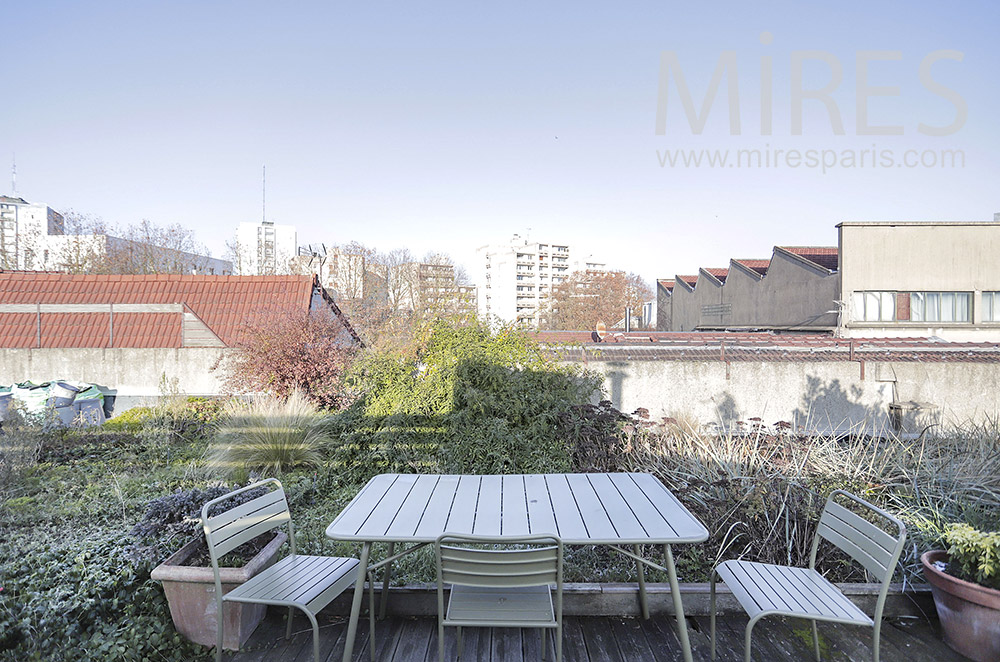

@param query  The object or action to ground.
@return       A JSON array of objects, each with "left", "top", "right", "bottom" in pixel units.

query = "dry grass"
[
  {"left": 623, "top": 416, "right": 1000, "bottom": 583},
  {"left": 205, "top": 391, "right": 331, "bottom": 477}
]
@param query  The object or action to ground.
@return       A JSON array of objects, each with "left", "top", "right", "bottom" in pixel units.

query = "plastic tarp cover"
[{"left": 2, "top": 380, "right": 106, "bottom": 424}]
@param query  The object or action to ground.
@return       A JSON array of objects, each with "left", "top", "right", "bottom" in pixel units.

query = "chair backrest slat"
[
  {"left": 815, "top": 492, "right": 904, "bottom": 583},
  {"left": 436, "top": 535, "right": 562, "bottom": 589},
  {"left": 202, "top": 481, "right": 291, "bottom": 561},
  {"left": 206, "top": 487, "right": 286, "bottom": 531}
]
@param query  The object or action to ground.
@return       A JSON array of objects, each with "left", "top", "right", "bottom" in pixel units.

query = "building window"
[
  {"left": 983, "top": 292, "right": 1000, "bottom": 322},
  {"left": 851, "top": 291, "right": 895, "bottom": 322},
  {"left": 911, "top": 292, "right": 971, "bottom": 323}
]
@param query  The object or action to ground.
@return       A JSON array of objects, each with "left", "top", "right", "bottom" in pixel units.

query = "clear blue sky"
[{"left": 3, "top": 1, "right": 998, "bottom": 284}]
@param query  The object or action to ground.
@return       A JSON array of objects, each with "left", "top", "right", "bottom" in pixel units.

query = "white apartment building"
[
  {"left": 235, "top": 220, "right": 297, "bottom": 275},
  {"left": 476, "top": 235, "right": 606, "bottom": 327},
  {"left": 0, "top": 196, "right": 64, "bottom": 269},
  {"left": 1, "top": 196, "right": 230, "bottom": 274}
]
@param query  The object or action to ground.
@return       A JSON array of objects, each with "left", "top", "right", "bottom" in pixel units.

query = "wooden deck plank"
[
  {"left": 561, "top": 617, "right": 592, "bottom": 662},
  {"left": 228, "top": 612, "right": 957, "bottom": 662},
  {"left": 490, "top": 626, "right": 523, "bottom": 662},
  {"left": 390, "top": 618, "right": 433, "bottom": 662},
  {"left": 579, "top": 616, "right": 626, "bottom": 662},
  {"left": 608, "top": 616, "right": 656, "bottom": 662}
]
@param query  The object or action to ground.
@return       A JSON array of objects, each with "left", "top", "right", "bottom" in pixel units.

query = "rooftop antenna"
[
  {"left": 11, "top": 154, "right": 16, "bottom": 196},
  {"left": 262, "top": 164, "right": 266, "bottom": 224}
]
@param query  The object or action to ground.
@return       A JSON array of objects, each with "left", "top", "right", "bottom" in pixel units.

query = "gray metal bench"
[
  {"left": 710, "top": 489, "right": 907, "bottom": 662},
  {"left": 202, "top": 479, "right": 371, "bottom": 662}
]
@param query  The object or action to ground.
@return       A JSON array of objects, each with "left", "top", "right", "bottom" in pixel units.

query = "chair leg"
[
  {"left": 540, "top": 628, "right": 546, "bottom": 660},
  {"left": 368, "top": 573, "right": 376, "bottom": 662},
  {"left": 305, "top": 610, "right": 321, "bottom": 662},
  {"left": 457, "top": 626, "right": 463, "bottom": 659},
  {"left": 438, "top": 622, "right": 445, "bottom": 662},
  {"left": 710, "top": 572, "right": 717, "bottom": 661},
  {"left": 556, "top": 621, "right": 562, "bottom": 662},
  {"left": 812, "top": 620, "right": 820, "bottom": 661},
  {"left": 872, "top": 621, "right": 881, "bottom": 662},
  {"left": 286, "top": 606, "right": 295, "bottom": 639},
  {"left": 744, "top": 616, "right": 760, "bottom": 662},
  {"left": 216, "top": 599, "right": 225, "bottom": 662}
]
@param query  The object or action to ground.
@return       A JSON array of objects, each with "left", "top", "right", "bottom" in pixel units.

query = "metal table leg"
[
  {"left": 342, "top": 542, "right": 371, "bottom": 662},
  {"left": 379, "top": 542, "right": 395, "bottom": 619},
  {"left": 664, "top": 544, "right": 694, "bottom": 662},
  {"left": 633, "top": 544, "right": 649, "bottom": 620}
]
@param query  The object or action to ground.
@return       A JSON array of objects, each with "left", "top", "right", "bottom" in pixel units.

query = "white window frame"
[
  {"left": 851, "top": 291, "right": 895, "bottom": 322},
  {"left": 911, "top": 291, "right": 971, "bottom": 323},
  {"left": 981, "top": 291, "right": 1000, "bottom": 322}
]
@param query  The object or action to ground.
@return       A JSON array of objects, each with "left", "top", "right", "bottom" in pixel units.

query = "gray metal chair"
[
  {"left": 202, "top": 479, "right": 373, "bottom": 662},
  {"left": 435, "top": 534, "right": 563, "bottom": 662},
  {"left": 710, "top": 490, "right": 907, "bottom": 662}
]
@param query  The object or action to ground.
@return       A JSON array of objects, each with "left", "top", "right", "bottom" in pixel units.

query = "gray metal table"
[{"left": 326, "top": 473, "right": 708, "bottom": 662}]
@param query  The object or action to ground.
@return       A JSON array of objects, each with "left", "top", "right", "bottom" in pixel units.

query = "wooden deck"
[{"left": 229, "top": 611, "right": 964, "bottom": 662}]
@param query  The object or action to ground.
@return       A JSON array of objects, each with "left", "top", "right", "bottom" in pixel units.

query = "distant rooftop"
[{"left": 777, "top": 246, "right": 839, "bottom": 271}]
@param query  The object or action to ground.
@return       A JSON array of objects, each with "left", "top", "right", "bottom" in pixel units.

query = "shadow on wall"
[
  {"left": 792, "top": 375, "right": 887, "bottom": 434},
  {"left": 605, "top": 363, "right": 628, "bottom": 412},
  {"left": 713, "top": 392, "right": 739, "bottom": 430}
]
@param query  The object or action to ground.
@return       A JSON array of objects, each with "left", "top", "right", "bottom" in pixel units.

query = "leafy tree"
[
  {"left": 545, "top": 270, "right": 653, "bottom": 331},
  {"left": 218, "top": 309, "right": 357, "bottom": 409}
]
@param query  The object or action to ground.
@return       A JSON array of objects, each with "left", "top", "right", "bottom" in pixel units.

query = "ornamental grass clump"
[{"left": 206, "top": 391, "right": 330, "bottom": 477}]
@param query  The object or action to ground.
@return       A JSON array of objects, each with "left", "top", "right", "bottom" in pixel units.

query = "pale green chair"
[
  {"left": 435, "top": 533, "right": 563, "bottom": 662},
  {"left": 201, "top": 479, "right": 373, "bottom": 662},
  {"left": 710, "top": 490, "right": 907, "bottom": 662}
]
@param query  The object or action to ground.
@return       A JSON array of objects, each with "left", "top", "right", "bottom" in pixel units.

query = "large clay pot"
[
  {"left": 151, "top": 532, "right": 286, "bottom": 650},
  {"left": 921, "top": 550, "right": 1000, "bottom": 662}
]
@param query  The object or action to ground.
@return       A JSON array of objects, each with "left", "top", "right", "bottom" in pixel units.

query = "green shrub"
[
  {"left": 944, "top": 523, "right": 1000, "bottom": 590},
  {"left": 205, "top": 391, "right": 330, "bottom": 477},
  {"left": 102, "top": 406, "right": 157, "bottom": 432},
  {"left": 330, "top": 318, "right": 601, "bottom": 482}
]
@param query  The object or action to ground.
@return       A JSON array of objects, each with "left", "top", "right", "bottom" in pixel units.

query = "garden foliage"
[
  {"left": 328, "top": 318, "right": 603, "bottom": 481},
  {"left": 218, "top": 309, "right": 357, "bottom": 409},
  {"left": 943, "top": 523, "right": 1000, "bottom": 590}
]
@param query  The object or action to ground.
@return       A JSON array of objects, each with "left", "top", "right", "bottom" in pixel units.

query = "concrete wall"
[
  {"left": 670, "top": 283, "right": 699, "bottom": 331},
  {"left": 839, "top": 221, "right": 1000, "bottom": 340},
  {"left": 0, "top": 347, "right": 230, "bottom": 411},
  {"left": 655, "top": 283, "right": 672, "bottom": 331},
  {"left": 744, "top": 250, "right": 840, "bottom": 329},
  {"left": 577, "top": 357, "right": 1000, "bottom": 434},
  {"left": 669, "top": 251, "right": 838, "bottom": 331}
]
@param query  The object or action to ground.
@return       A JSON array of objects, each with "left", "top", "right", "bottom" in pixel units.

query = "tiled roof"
[
  {"left": 778, "top": 246, "right": 839, "bottom": 271},
  {"left": 702, "top": 268, "right": 729, "bottom": 284},
  {"left": 531, "top": 331, "right": 1000, "bottom": 363},
  {"left": 657, "top": 279, "right": 675, "bottom": 292},
  {"left": 0, "top": 273, "right": 316, "bottom": 348},
  {"left": 733, "top": 259, "right": 770, "bottom": 276},
  {"left": 677, "top": 275, "right": 698, "bottom": 288}
]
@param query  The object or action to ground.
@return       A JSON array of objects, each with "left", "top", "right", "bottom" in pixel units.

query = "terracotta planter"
[
  {"left": 151, "top": 532, "right": 286, "bottom": 651},
  {"left": 921, "top": 550, "right": 1000, "bottom": 662}
]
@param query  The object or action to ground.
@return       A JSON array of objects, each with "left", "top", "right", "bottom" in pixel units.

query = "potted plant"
[
  {"left": 137, "top": 486, "right": 285, "bottom": 651},
  {"left": 921, "top": 523, "right": 1000, "bottom": 662}
]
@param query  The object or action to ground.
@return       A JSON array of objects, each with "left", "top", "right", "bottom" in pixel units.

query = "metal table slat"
[
  {"left": 413, "top": 475, "right": 462, "bottom": 538},
  {"left": 472, "top": 475, "right": 503, "bottom": 536},
  {"left": 327, "top": 474, "right": 395, "bottom": 537},
  {"left": 544, "top": 474, "right": 590, "bottom": 541},
  {"left": 357, "top": 474, "right": 419, "bottom": 537},
  {"left": 565, "top": 474, "right": 619, "bottom": 541},
  {"left": 386, "top": 474, "right": 441, "bottom": 538},
  {"left": 500, "top": 474, "right": 530, "bottom": 536},
  {"left": 444, "top": 475, "right": 481, "bottom": 534},
  {"left": 586, "top": 473, "right": 648, "bottom": 539},
  {"left": 608, "top": 473, "right": 676, "bottom": 538},
  {"left": 524, "top": 474, "right": 558, "bottom": 536}
]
